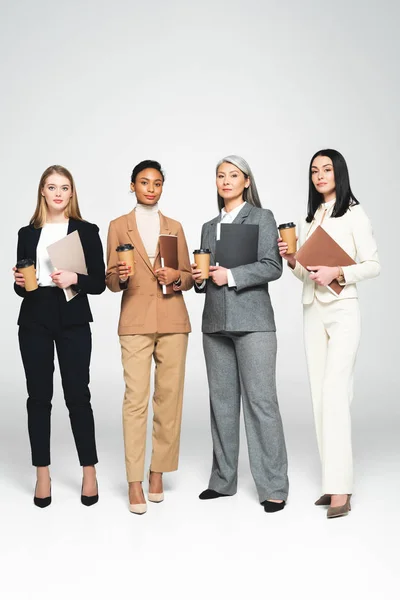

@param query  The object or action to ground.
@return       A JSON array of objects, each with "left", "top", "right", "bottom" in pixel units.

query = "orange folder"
[
  {"left": 159, "top": 234, "right": 178, "bottom": 295},
  {"left": 295, "top": 226, "right": 356, "bottom": 295}
]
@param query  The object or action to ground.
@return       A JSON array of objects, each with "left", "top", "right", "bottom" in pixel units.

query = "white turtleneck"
[{"left": 135, "top": 203, "right": 160, "bottom": 265}]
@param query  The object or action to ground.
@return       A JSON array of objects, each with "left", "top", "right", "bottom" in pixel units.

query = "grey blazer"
[{"left": 196, "top": 204, "right": 282, "bottom": 333}]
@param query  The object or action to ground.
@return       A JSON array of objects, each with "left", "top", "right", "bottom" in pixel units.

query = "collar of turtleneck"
[{"left": 135, "top": 202, "right": 159, "bottom": 214}]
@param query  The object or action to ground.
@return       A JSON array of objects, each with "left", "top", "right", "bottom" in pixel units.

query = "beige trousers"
[
  {"left": 303, "top": 297, "right": 361, "bottom": 494},
  {"left": 119, "top": 333, "right": 189, "bottom": 482}
]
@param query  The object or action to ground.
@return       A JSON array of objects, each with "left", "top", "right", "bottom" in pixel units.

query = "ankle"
[
  {"left": 82, "top": 465, "right": 96, "bottom": 480},
  {"left": 36, "top": 466, "right": 50, "bottom": 480},
  {"left": 129, "top": 481, "right": 145, "bottom": 502}
]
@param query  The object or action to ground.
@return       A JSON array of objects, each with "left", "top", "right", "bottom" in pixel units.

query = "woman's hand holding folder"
[
  {"left": 209, "top": 265, "right": 228, "bottom": 286},
  {"left": 154, "top": 267, "right": 180, "bottom": 286},
  {"left": 307, "top": 265, "right": 340, "bottom": 287}
]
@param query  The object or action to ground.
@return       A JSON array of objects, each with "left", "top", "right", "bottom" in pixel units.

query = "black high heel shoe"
[
  {"left": 261, "top": 499, "right": 286, "bottom": 513},
  {"left": 81, "top": 479, "right": 99, "bottom": 506},
  {"left": 34, "top": 481, "right": 52, "bottom": 508}
]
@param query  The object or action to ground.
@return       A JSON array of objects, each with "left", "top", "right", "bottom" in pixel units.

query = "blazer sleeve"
[
  {"left": 290, "top": 219, "right": 309, "bottom": 282},
  {"left": 14, "top": 228, "right": 29, "bottom": 298},
  {"left": 340, "top": 205, "right": 381, "bottom": 285},
  {"left": 230, "top": 209, "right": 282, "bottom": 291},
  {"left": 194, "top": 224, "right": 207, "bottom": 294},
  {"left": 105, "top": 220, "right": 127, "bottom": 293},
  {"left": 176, "top": 223, "right": 194, "bottom": 292},
  {"left": 73, "top": 223, "right": 106, "bottom": 295}
]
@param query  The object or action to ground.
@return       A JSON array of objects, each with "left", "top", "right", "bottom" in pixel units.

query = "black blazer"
[{"left": 15, "top": 218, "right": 106, "bottom": 326}]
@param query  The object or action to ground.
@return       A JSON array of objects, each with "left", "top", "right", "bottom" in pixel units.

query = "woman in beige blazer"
[
  {"left": 106, "top": 160, "right": 193, "bottom": 514},
  {"left": 278, "top": 149, "right": 380, "bottom": 519}
]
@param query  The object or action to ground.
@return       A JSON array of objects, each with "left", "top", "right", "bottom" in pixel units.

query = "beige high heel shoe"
[
  {"left": 148, "top": 470, "right": 164, "bottom": 503},
  {"left": 129, "top": 482, "right": 147, "bottom": 515},
  {"left": 327, "top": 494, "right": 352, "bottom": 519}
]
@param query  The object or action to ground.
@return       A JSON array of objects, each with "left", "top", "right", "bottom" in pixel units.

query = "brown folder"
[
  {"left": 159, "top": 234, "right": 178, "bottom": 295},
  {"left": 47, "top": 230, "right": 87, "bottom": 301},
  {"left": 295, "top": 225, "right": 356, "bottom": 295}
]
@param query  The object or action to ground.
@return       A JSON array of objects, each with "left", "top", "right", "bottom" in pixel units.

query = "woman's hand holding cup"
[
  {"left": 13, "top": 266, "right": 26, "bottom": 288},
  {"left": 277, "top": 237, "right": 297, "bottom": 268},
  {"left": 191, "top": 263, "right": 204, "bottom": 284},
  {"left": 117, "top": 260, "right": 131, "bottom": 282}
]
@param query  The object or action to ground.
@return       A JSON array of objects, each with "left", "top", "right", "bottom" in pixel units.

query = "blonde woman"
[{"left": 13, "top": 165, "right": 105, "bottom": 508}]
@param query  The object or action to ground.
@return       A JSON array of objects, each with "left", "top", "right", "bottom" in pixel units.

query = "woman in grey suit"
[{"left": 192, "top": 155, "right": 289, "bottom": 513}]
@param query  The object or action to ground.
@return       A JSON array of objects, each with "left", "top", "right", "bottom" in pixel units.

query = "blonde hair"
[{"left": 30, "top": 165, "right": 83, "bottom": 228}]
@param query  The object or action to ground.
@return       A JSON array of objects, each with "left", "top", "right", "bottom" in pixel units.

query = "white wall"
[{"left": 1, "top": 0, "right": 398, "bottom": 455}]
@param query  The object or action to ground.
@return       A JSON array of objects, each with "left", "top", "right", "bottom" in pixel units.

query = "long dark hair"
[
  {"left": 306, "top": 149, "right": 359, "bottom": 223},
  {"left": 216, "top": 155, "right": 262, "bottom": 211}
]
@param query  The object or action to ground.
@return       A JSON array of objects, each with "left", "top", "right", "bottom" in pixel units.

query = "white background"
[{"left": 0, "top": 1, "right": 398, "bottom": 598}]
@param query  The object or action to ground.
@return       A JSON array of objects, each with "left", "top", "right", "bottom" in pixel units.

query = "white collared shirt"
[
  {"left": 36, "top": 222, "right": 69, "bottom": 286},
  {"left": 196, "top": 202, "right": 247, "bottom": 289},
  {"left": 218, "top": 202, "right": 247, "bottom": 287}
]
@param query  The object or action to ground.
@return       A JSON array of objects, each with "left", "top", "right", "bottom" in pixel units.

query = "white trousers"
[{"left": 303, "top": 297, "right": 361, "bottom": 493}]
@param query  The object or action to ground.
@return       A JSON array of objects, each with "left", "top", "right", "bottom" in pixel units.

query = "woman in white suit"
[{"left": 278, "top": 149, "right": 380, "bottom": 518}]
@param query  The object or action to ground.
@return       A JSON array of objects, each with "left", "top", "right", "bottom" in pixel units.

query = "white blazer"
[{"left": 292, "top": 202, "right": 380, "bottom": 304}]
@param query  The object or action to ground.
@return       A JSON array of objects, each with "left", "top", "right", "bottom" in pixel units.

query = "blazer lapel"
[
  {"left": 68, "top": 219, "right": 78, "bottom": 235},
  {"left": 126, "top": 209, "right": 154, "bottom": 275},
  {"left": 232, "top": 203, "right": 253, "bottom": 224},
  {"left": 153, "top": 212, "right": 172, "bottom": 267},
  {"left": 207, "top": 215, "right": 220, "bottom": 262},
  {"left": 27, "top": 225, "right": 41, "bottom": 264}
]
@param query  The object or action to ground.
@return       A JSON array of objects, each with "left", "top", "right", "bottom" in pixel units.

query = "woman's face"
[
  {"left": 216, "top": 162, "right": 249, "bottom": 203},
  {"left": 41, "top": 173, "right": 72, "bottom": 213},
  {"left": 311, "top": 156, "right": 336, "bottom": 197},
  {"left": 131, "top": 168, "right": 163, "bottom": 205}
]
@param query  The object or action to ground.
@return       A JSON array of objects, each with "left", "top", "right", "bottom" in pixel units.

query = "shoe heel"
[
  {"left": 148, "top": 469, "right": 164, "bottom": 503},
  {"left": 34, "top": 480, "right": 52, "bottom": 509},
  {"left": 81, "top": 479, "right": 99, "bottom": 506}
]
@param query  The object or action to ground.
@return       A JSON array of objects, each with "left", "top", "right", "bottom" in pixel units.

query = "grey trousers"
[{"left": 203, "top": 331, "right": 289, "bottom": 502}]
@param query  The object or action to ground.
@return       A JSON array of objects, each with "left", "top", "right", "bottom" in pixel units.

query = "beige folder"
[
  {"left": 295, "top": 225, "right": 356, "bottom": 295},
  {"left": 47, "top": 230, "right": 87, "bottom": 301}
]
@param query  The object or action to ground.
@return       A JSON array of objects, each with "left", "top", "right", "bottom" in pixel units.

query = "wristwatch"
[
  {"left": 337, "top": 266, "right": 345, "bottom": 284},
  {"left": 174, "top": 276, "right": 182, "bottom": 286}
]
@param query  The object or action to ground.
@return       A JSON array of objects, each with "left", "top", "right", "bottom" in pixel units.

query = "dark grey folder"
[{"left": 215, "top": 224, "right": 259, "bottom": 268}]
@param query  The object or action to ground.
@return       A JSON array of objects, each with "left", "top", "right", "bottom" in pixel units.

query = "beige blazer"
[
  {"left": 106, "top": 210, "right": 193, "bottom": 334},
  {"left": 292, "top": 203, "right": 380, "bottom": 304}
]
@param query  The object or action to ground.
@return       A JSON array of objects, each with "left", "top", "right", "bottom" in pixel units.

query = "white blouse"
[{"left": 36, "top": 222, "right": 69, "bottom": 287}]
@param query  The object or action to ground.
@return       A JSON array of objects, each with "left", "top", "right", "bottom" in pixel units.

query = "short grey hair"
[{"left": 216, "top": 155, "right": 262, "bottom": 211}]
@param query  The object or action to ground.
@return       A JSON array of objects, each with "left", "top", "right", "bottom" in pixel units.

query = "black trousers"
[{"left": 18, "top": 310, "right": 98, "bottom": 467}]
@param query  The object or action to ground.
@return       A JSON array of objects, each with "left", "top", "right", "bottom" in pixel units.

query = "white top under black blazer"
[{"left": 15, "top": 219, "right": 106, "bottom": 326}]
